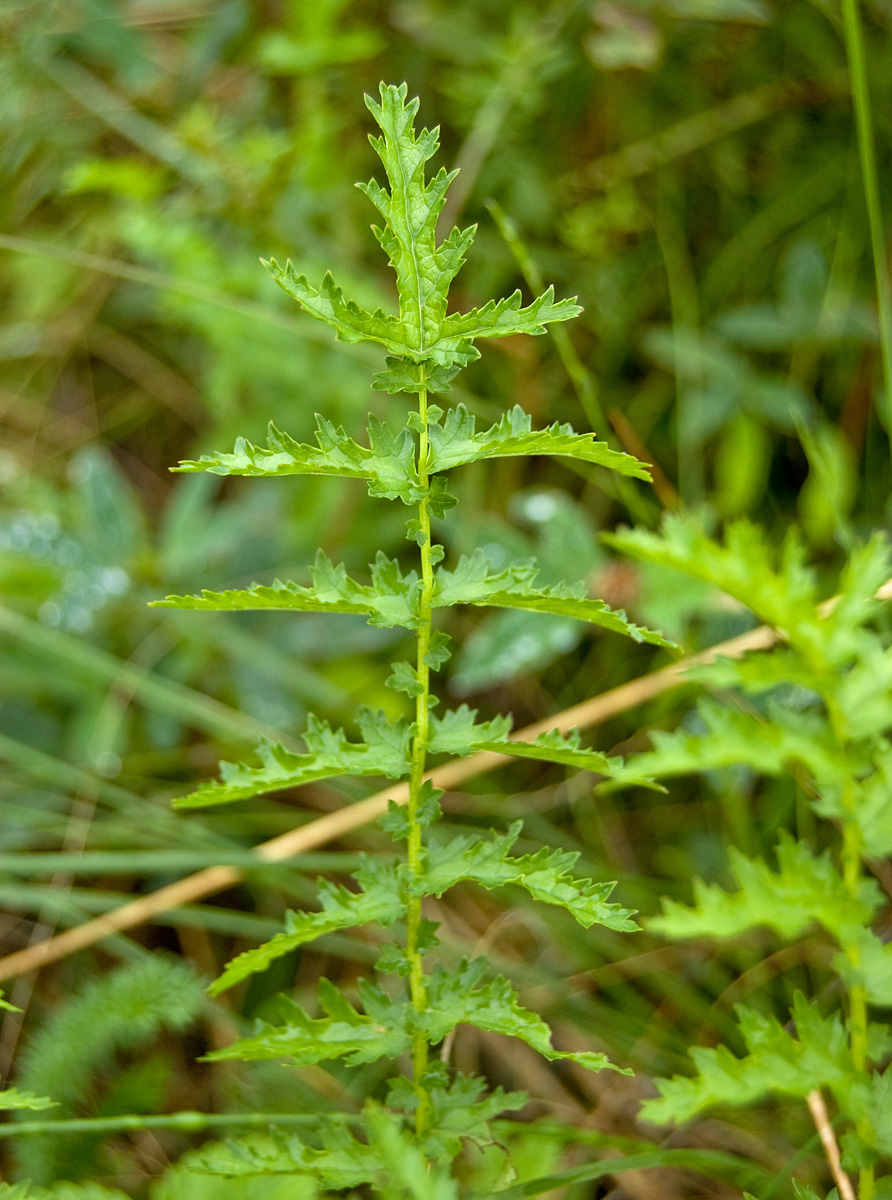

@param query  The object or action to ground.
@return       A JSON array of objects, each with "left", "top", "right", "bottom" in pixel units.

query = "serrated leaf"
[
  {"left": 189, "top": 1120, "right": 381, "bottom": 1189},
  {"left": 427, "top": 704, "right": 513, "bottom": 754},
  {"left": 845, "top": 1066, "right": 892, "bottom": 1155},
  {"left": 421, "top": 960, "right": 627, "bottom": 1074},
  {"left": 379, "top": 782, "right": 442, "bottom": 840},
  {"left": 607, "top": 518, "right": 892, "bottom": 678},
  {"left": 427, "top": 705, "right": 656, "bottom": 787},
  {"left": 433, "top": 550, "right": 674, "bottom": 647},
  {"left": 264, "top": 260, "right": 415, "bottom": 355},
  {"left": 0, "top": 1087, "right": 57, "bottom": 1111},
  {"left": 210, "top": 858, "right": 407, "bottom": 995},
  {"left": 173, "top": 415, "right": 421, "bottom": 504},
  {"left": 173, "top": 709, "right": 413, "bottom": 809},
  {"left": 358, "top": 84, "right": 472, "bottom": 355},
  {"left": 386, "top": 661, "right": 423, "bottom": 696},
  {"left": 363, "top": 1105, "right": 461, "bottom": 1200},
  {"left": 373, "top": 357, "right": 461, "bottom": 395},
  {"left": 649, "top": 831, "right": 882, "bottom": 945},
  {"left": 387, "top": 1063, "right": 526, "bottom": 1162},
  {"left": 422, "top": 819, "right": 638, "bottom": 930},
  {"left": 206, "top": 976, "right": 413, "bottom": 1066},
  {"left": 642, "top": 993, "right": 854, "bottom": 1125},
  {"left": 622, "top": 699, "right": 854, "bottom": 792},
  {"left": 424, "top": 630, "right": 452, "bottom": 668},
  {"left": 791, "top": 1185, "right": 825, "bottom": 1200},
  {"left": 606, "top": 513, "right": 819, "bottom": 638},
  {"left": 439, "top": 287, "right": 582, "bottom": 346},
  {"left": 152, "top": 549, "right": 423, "bottom": 630},
  {"left": 834, "top": 928, "right": 892, "bottom": 1008},
  {"left": 269, "top": 84, "right": 578, "bottom": 370},
  {"left": 427, "top": 404, "right": 648, "bottom": 478}
]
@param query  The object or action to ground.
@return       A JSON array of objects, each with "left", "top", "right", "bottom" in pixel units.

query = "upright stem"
[
  {"left": 407, "top": 368, "right": 434, "bottom": 1135},
  {"left": 841, "top": 0, "right": 892, "bottom": 440},
  {"left": 823, "top": 693, "right": 874, "bottom": 1199},
  {"left": 841, "top": 819, "right": 874, "bottom": 1200}
]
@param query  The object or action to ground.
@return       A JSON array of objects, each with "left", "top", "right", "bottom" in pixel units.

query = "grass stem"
[{"left": 840, "top": 0, "right": 892, "bottom": 439}]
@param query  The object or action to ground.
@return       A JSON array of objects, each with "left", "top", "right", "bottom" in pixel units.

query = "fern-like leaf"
[
  {"left": 421, "top": 960, "right": 626, "bottom": 1074},
  {"left": 649, "top": 832, "right": 881, "bottom": 944},
  {"left": 174, "top": 416, "right": 421, "bottom": 504},
  {"left": 422, "top": 820, "right": 638, "bottom": 930},
  {"left": 427, "top": 705, "right": 658, "bottom": 787},
  {"left": 427, "top": 404, "right": 649, "bottom": 478},
  {"left": 16, "top": 958, "right": 204, "bottom": 1184},
  {"left": 358, "top": 84, "right": 471, "bottom": 354},
  {"left": 206, "top": 976, "right": 413, "bottom": 1066},
  {"left": 209, "top": 858, "right": 407, "bottom": 994},
  {"left": 264, "top": 261, "right": 414, "bottom": 355},
  {"left": 263, "top": 85, "right": 579, "bottom": 373},
  {"left": 642, "top": 994, "right": 853, "bottom": 1126},
  {"left": 433, "top": 551, "right": 674, "bottom": 647},
  {"left": 174, "top": 710, "right": 413, "bottom": 809},
  {"left": 152, "top": 550, "right": 423, "bottom": 630},
  {"left": 386, "top": 1064, "right": 526, "bottom": 1162}
]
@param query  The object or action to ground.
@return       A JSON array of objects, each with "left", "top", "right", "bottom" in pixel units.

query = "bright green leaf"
[{"left": 173, "top": 710, "right": 413, "bottom": 809}]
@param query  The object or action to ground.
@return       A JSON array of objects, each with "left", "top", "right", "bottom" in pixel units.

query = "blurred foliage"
[{"left": 1, "top": 0, "right": 891, "bottom": 1196}]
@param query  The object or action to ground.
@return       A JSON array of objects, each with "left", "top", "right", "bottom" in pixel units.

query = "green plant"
[
  {"left": 149, "top": 82, "right": 670, "bottom": 1190},
  {"left": 608, "top": 514, "right": 892, "bottom": 1199}
]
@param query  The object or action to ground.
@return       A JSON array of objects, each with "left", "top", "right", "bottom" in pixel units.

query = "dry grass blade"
[
  {"left": 806, "top": 1090, "right": 855, "bottom": 1200},
  {"left": 3, "top": 576, "right": 891, "bottom": 985}
]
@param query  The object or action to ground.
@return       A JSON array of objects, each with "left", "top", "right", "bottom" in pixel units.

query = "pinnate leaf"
[
  {"left": 265, "top": 85, "right": 580, "bottom": 368},
  {"left": 439, "top": 287, "right": 581, "bottom": 348},
  {"left": 264, "top": 260, "right": 414, "bottom": 355},
  {"left": 642, "top": 993, "right": 853, "bottom": 1125},
  {"left": 206, "top": 976, "right": 412, "bottom": 1066},
  {"left": 428, "top": 705, "right": 656, "bottom": 786},
  {"left": 173, "top": 709, "right": 412, "bottom": 809},
  {"left": 606, "top": 517, "right": 892, "bottom": 680},
  {"left": 387, "top": 1064, "right": 526, "bottom": 1161},
  {"left": 649, "top": 831, "right": 881, "bottom": 944},
  {"left": 433, "top": 550, "right": 674, "bottom": 647},
  {"left": 153, "top": 549, "right": 423, "bottom": 630},
  {"left": 427, "top": 704, "right": 512, "bottom": 754},
  {"left": 422, "top": 820, "right": 638, "bottom": 930},
  {"left": 209, "top": 858, "right": 408, "bottom": 995},
  {"left": 426, "top": 404, "right": 648, "bottom": 478},
  {"left": 373, "top": 357, "right": 461, "bottom": 395},
  {"left": 358, "top": 84, "right": 472, "bottom": 354},
  {"left": 174, "top": 416, "right": 421, "bottom": 504},
  {"left": 606, "top": 514, "right": 819, "bottom": 640},
  {"left": 189, "top": 1119, "right": 381, "bottom": 1189},
  {"left": 623, "top": 699, "right": 853, "bottom": 791},
  {"left": 834, "top": 927, "right": 892, "bottom": 1008},
  {"left": 421, "top": 960, "right": 627, "bottom": 1074}
]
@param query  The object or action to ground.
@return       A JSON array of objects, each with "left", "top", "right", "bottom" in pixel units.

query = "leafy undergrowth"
[{"left": 2, "top": 2, "right": 892, "bottom": 1198}]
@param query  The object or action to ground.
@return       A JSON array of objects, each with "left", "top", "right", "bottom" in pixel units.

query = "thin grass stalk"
[{"left": 840, "top": 0, "right": 892, "bottom": 441}]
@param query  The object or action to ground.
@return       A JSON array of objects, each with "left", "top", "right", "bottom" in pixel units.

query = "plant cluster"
[
  {"left": 608, "top": 516, "right": 892, "bottom": 1199},
  {"left": 145, "top": 81, "right": 672, "bottom": 1191},
  {"left": 2, "top": 2, "right": 892, "bottom": 1194}
]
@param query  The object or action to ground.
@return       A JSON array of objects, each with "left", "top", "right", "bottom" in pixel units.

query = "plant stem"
[
  {"left": 840, "top": 807, "right": 874, "bottom": 1200},
  {"left": 840, "top": 0, "right": 892, "bottom": 439},
  {"left": 1, "top": 1111, "right": 354, "bottom": 1139},
  {"left": 407, "top": 367, "right": 434, "bottom": 1135}
]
